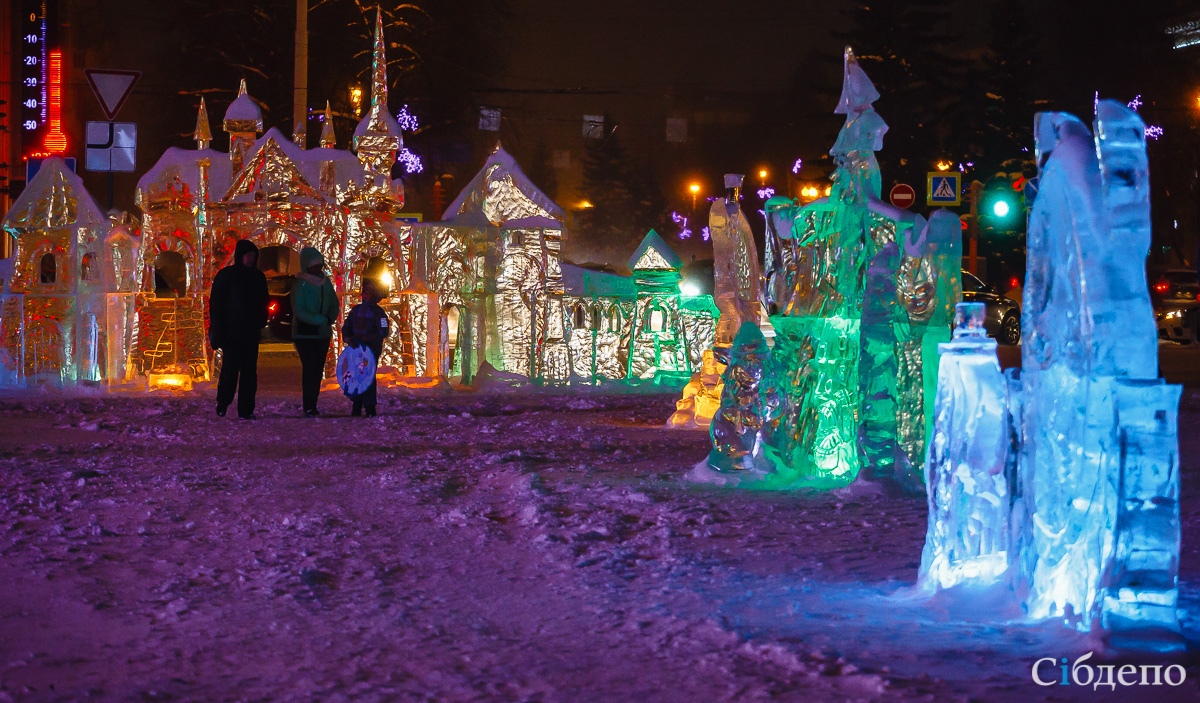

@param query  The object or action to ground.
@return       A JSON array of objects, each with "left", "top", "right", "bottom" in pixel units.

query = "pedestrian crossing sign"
[{"left": 927, "top": 172, "right": 961, "bottom": 206}]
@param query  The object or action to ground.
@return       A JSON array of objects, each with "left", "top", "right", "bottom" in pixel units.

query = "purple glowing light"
[
  {"left": 757, "top": 187, "right": 775, "bottom": 199},
  {"left": 671, "top": 211, "right": 691, "bottom": 240},
  {"left": 396, "top": 104, "right": 419, "bottom": 132},
  {"left": 398, "top": 148, "right": 424, "bottom": 174},
  {"left": 792, "top": 158, "right": 803, "bottom": 174},
  {"left": 701, "top": 226, "right": 710, "bottom": 242},
  {"left": 1128, "top": 95, "right": 1143, "bottom": 110},
  {"left": 1146, "top": 125, "right": 1164, "bottom": 140}
]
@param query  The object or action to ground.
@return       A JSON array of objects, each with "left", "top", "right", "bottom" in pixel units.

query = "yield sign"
[{"left": 84, "top": 69, "right": 141, "bottom": 121}]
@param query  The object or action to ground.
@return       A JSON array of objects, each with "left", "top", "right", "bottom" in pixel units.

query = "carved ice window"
[{"left": 39, "top": 253, "right": 56, "bottom": 284}]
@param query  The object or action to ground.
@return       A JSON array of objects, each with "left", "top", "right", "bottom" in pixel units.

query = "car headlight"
[{"left": 1165, "top": 310, "right": 1183, "bottom": 319}]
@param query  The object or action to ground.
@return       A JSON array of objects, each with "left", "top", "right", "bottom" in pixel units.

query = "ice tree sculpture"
[
  {"left": 763, "top": 47, "right": 884, "bottom": 486},
  {"left": 918, "top": 303, "right": 1013, "bottom": 591},
  {"left": 708, "top": 321, "right": 784, "bottom": 473}
]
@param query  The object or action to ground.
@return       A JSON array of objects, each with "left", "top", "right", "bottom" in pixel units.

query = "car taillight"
[
  {"left": 1153, "top": 282, "right": 1170, "bottom": 294},
  {"left": 269, "top": 301, "right": 278, "bottom": 313}
]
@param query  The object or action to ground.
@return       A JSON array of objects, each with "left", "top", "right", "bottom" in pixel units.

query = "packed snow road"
[{"left": 1, "top": 383, "right": 1198, "bottom": 702}]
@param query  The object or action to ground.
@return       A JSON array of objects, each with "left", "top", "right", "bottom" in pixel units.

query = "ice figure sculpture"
[
  {"left": 893, "top": 210, "right": 962, "bottom": 484},
  {"left": 763, "top": 47, "right": 885, "bottom": 486},
  {"left": 670, "top": 177, "right": 759, "bottom": 428},
  {"left": 918, "top": 303, "right": 1013, "bottom": 591},
  {"left": 922, "top": 99, "right": 1182, "bottom": 647},
  {"left": 709, "top": 174, "right": 762, "bottom": 351},
  {"left": 667, "top": 349, "right": 725, "bottom": 429},
  {"left": 708, "top": 321, "right": 783, "bottom": 473},
  {"left": 1016, "top": 100, "right": 1177, "bottom": 639}
]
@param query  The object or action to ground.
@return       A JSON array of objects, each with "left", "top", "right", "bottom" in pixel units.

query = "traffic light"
[{"left": 979, "top": 174, "right": 1023, "bottom": 233}]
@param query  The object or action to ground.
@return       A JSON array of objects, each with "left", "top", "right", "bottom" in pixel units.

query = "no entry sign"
[{"left": 889, "top": 183, "right": 916, "bottom": 209}]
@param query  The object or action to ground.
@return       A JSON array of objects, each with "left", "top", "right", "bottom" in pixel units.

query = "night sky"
[{"left": 51, "top": 0, "right": 1200, "bottom": 267}]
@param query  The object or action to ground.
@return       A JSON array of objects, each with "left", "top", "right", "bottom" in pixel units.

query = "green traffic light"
[{"left": 992, "top": 200, "right": 1010, "bottom": 218}]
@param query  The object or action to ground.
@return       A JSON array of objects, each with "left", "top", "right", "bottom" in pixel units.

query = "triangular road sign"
[{"left": 84, "top": 69, "right": 141, "bottom": 121}]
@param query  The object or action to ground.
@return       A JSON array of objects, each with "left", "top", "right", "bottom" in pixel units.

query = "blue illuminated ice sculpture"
[
  {"left": 919, "top": 100, "right": 1182, "bottom": 650},
  {"left": 917, "top": 302, "right": 1013, "bottom": 591}
]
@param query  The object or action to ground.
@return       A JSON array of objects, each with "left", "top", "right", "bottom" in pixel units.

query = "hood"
[
  {"left": 300, "top": 246, "right": 324, "bottom": 271},
  {"left": 234, "top": 239, "right": 259, "bottom": 264},
  {"left": 362, "top": 277, "right": 384, "bottom": 305}
]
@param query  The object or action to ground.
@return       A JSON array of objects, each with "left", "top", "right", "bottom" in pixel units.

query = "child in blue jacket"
[{"left": 340, "top": 278, "right": 390, "bottom": 416}]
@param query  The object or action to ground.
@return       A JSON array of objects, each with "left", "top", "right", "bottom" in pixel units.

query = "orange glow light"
[{"left": 42, "top": 50, "right": 68, "bottom": 155}]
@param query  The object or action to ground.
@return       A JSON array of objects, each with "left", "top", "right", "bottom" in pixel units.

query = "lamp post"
[
  {"left": 689, "top": 182, "right": 700, "bottom": 210},
  {"left": 758, "top": 168, "right": 768, "bottom": 187}
]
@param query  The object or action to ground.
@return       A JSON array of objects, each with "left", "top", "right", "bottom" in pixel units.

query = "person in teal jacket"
[{"left": 291, "top": 246, "right": 340, "bottom": 416}]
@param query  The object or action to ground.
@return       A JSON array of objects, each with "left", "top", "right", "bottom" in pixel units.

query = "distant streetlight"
[
  {"left": 689, "top": 182, "right": 701, "bottom": 209},
  {"left": 757, "top": 168, "right": 768, "bottom": 187},
  {"left": 935, "top": 160, "right": 953, "bottom": 172},
  {"left": 350, "top": 85, "right": 364, "bottom": 117}
]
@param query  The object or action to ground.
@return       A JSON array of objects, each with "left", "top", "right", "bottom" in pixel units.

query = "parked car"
[
  {"left": 1150, "top": 268, "right": 1199, "bottom": 344},
  {"left": 961, "top": 270, "right": 1022, "bottom": 346},
  {"left": 264, "top": 275, "right": 296, "bottom": 342}
]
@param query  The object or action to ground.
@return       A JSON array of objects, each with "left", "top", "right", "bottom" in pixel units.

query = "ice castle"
[{"left": 0, "top": 10, "right": 716, "bottom": 390}]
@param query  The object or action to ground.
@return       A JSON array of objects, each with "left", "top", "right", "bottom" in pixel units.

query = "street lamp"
[
  {"left": 758, "top": 168, "right": 768, "bottom": 187},
  {"left": 689, "top": 182, "right": 701, "bottom": 210}
]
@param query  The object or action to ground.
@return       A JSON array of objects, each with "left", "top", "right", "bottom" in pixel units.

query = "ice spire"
[
  {"left": 193, "top": 97, "right": 212, "bottom": 150},
  {"left": 320, "top": 100, "right": 336, "bottom": 148},
  {"left": 370, "top": 6, "right": 388, "bottom": 120},
  {"left": 830, "top": 46, "right": 887, "bottom": 199},
  {"left": 353, "top": 5, "right": 402, "bottom": 158}
]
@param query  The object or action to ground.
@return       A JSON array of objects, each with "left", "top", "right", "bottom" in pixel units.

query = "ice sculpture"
[
  {"left": 1, "top": 158, "right": 112, "bottom": 387},
  {"left": 670, "top": 177, "right": 758, "bottom": 427},
  {"left": 709, "top": 174, "right": 762, "bottom": 350},
  {"left": 708, "top": 321, "right": 783, "bottom": 473},
  {"left": 763, "top": 47, "right": 885, "bottom": 486},
  {"left": 885, "top": 210, "right": 962, "bottom": 487},
  {"left": 1016, "top": 100, "right": 1171, "bottom": 633},
  {"left": 918, "top": 303, "right": 1013, "bottom": 590},
  {"left": 921, "top": 99, "right": 1182, "bottom": 648},
  {"left": 667, "top": 349, "right": 725, "bottom": 428}
]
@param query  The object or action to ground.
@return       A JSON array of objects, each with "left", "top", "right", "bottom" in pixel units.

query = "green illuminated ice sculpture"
[
  {"left": 759, "top": 47, "right": 883, "bottom": 487},
  {"left": 758, "top": 47, "right": 960, "bottom": 490}
]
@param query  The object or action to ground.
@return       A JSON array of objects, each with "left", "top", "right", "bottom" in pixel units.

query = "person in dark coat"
[
  {"left": 291, "top": 246, "right": 340, "bottom": 416},
  {"left": 341, "top": 277, "right": 391, "bottom": 416},
  {"left": 209, "top": 239, "right": 269, "bottom": 419}
]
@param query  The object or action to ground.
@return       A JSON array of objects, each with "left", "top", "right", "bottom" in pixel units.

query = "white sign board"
[
  {"left": 85, "top": 121, "right": 137, "bottom": 172},
  {"left": 84, "top": 69, "right": 140, "bottom": 121}
]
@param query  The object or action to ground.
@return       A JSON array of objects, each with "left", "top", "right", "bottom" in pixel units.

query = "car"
[
  {"left": 265, "top": 275, "right": 296, "bottom": 342},
  {"left": 1149, "top": 268, "right": 1199, "bottom": 344},
  {"left": 962, "top": 270, "right": 1022, "bottom": 346}
]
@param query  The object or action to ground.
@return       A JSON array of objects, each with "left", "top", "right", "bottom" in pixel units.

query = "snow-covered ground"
[{"left": 1, "top": 372, "right": 1199, "bottom": 701}]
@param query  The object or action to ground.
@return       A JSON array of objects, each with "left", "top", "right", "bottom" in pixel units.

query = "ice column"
[{"left": 918, "top": 303, "right": 1013, "bottom": 591}]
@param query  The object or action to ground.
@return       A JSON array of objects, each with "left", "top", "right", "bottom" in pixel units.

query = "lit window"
[{"left": 649, "top": 308, "right": 665, "bottom": 332}]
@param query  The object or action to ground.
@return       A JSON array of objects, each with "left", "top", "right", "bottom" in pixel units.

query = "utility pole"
[
  {"left": 292, "top": 0, "right": 308, "bottom": 147},
  {"left": 966, "top": 180, "right": 982, "bottom": 276}
]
